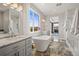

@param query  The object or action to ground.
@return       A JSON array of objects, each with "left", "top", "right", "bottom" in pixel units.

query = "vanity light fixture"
[
  {"left": 16, "top": 5, "right": 23, "bottom": 11},
  {"left": 10, "top": 4, "right": 18, "bottom": 10},
  {"left": 10, "top": 6, "right": 15, "bottom": 9},
  {"left": 3, "top": 3, "right": 8, "bottom": 6},
  {"left": 2, "top": 3, "right": 23, "bottom": 11},
  {"left": 3, "top": 3, "right": 11, "bottom": 6},
  {"left": 10, "top": 4, "right": 18, "bottom": 8},
  {"left": 42, "top": 19, "right": 45, "bottom": 22}
]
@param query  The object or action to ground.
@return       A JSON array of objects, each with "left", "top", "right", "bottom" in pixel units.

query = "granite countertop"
[{"left": 0, "top": 34, "right": 31, "bottom": 48}]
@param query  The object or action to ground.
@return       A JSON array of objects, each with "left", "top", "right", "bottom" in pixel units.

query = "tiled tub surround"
[{"left": 0, "top": 35, "right": 32, "bottom": 56}]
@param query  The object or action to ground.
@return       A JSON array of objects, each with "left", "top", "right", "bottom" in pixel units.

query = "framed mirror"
[{"left": 0, "top": 3, "right": 22, "bottom": 38}]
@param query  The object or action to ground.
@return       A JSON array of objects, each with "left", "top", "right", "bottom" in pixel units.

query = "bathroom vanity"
[
  {"left": 0, "top": 35, "right": 32, "bottom": 56},
  {"left": 0, "top": 4, "right": 32, "bottom": 56}
]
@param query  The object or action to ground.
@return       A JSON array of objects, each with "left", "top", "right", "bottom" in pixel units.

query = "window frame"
[{"left": 29, "top": 8, "right": 40, "bottom": 33}]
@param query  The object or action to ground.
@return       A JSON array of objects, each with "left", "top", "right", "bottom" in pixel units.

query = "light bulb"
[
  {"left": 10, "top": 6, "right": 15, "bottom": 9},
  {"left": 10, "top": 4, "right": 17, "bottom": 8},
  {"left": 3, "top": 3, "right": 8, "bottom": 6},
  {"left": 16, "top": 6, "right": 23, "bottom": 11}
]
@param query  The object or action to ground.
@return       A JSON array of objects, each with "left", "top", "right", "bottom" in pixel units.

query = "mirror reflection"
[{"left": 0, "top": 3, "right": 22, "bottom": 38}]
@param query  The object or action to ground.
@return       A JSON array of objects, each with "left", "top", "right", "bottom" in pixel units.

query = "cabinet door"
[
  {"left": 0, "top": 44, "right": 15, "bottom": 56},
  {"left": 25, "top": 37, "right": 32, "bottom": 56},
  {"left": 6, "top": 51, "right": 18, "bottom": 56},
  {"left": 6, "top": 48, "right": 25, "bottom": 56},
  {"left": 26, "top": 37, "right": 32, "bottom": 45},
  {"left": 26, "top": 47, "right": 32, "bottom": 56},
  {"left": 19, "top": 48, "right": 25, "bottom": 56}
]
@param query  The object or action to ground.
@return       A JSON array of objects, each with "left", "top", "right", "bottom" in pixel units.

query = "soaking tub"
[{"left": 32, "top": 35, "right": 51, "bottom": 52}]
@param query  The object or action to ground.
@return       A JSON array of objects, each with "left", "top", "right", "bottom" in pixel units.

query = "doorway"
[{"left": 51, "top": 22, "right": 59, "bottom": 41}]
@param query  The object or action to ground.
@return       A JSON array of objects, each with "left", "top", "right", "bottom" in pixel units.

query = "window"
[{"left": 29, "top": 8, "right": 39, "bottom": 32}]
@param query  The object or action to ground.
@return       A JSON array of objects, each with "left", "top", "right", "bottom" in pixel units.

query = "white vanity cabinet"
[
  {"left": 0, "top": 40, "right": 25, "bottom": 56},
  {"left": 0, "top": 36, "right": 32, "bottom": 56},
  {"left": 7, "top": 47, "right": 25, "bottom": 56}
]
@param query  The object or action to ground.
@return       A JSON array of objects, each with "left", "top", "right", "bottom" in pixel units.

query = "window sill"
[{"left": 30, "top": 31, "right": 41, "bottom": 36}]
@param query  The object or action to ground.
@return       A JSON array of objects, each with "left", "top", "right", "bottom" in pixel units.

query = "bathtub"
[{"left": 32, "top": 35, "right": 51, "bottom": 52}]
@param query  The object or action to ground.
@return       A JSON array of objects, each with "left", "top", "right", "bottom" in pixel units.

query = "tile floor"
[
  {"left": 32, "top": 33, "right": 73, "bottom": 56},
  {"left": 32, "top": 41, "right": 73, "bottom": 56}
]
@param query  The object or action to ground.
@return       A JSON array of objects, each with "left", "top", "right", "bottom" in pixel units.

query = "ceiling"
[{"left": 32, "top": 3, "right": 79, "bottom": 16}]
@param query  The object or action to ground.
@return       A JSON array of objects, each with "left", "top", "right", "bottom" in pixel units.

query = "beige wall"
[{"left": 19, "top": 4, "right": 30, "bottom": 35}]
